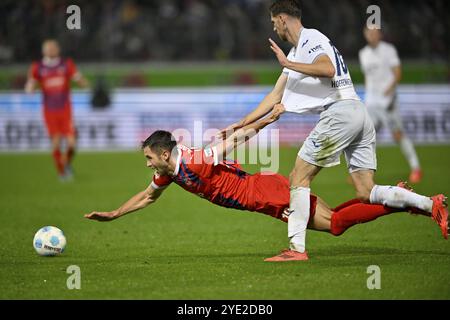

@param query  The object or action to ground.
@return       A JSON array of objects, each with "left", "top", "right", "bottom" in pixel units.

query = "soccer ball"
[{"left": 33, "top": 226, "right": 66, "bottom": 256}]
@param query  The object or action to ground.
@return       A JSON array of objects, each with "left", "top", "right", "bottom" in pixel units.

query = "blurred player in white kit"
[{"left": 359, "top": 27, "right": 422, "bottom": 183}]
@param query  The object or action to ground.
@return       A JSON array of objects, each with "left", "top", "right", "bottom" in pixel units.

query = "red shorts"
[
  {"left": 249, "top": 173, "right": 317, "bottom": 223},
  {"left": 43, "top": 108, "right": 75, "bottom": 137}
]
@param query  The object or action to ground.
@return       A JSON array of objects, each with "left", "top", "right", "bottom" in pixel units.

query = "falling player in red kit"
[
  {"left": 25, "top": 39, "right": 89, "bottom": 180},
  {"left": 85, "top": 111, "right": 448, "bottom": 259}
]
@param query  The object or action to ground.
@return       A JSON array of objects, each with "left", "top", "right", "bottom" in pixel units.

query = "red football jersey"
[
  {"left": 151, "top": 144, "right": 253, "bottom": 210},
  {"left": 30, "top": 58, "right": 77, "bottom": 111}
]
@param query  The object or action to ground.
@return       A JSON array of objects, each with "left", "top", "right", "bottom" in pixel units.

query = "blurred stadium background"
[
  {"left": 0, "top": 0, "right": 449, "bottom": 151},
  {"left": 1, "top": 0, "right": 449, "bottom": 299}
]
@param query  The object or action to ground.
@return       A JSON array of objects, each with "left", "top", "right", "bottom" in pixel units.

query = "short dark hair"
[
  {"left": 141, "top": 130, "right": 177, "bottom": 153},
  {"left": 269, "top": 0, "right": 302, "bottom": 19}
]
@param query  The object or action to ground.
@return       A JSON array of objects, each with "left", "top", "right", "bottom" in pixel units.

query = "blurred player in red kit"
[{"left": 25, "top": 39, "right": 89, "bottom": 180}]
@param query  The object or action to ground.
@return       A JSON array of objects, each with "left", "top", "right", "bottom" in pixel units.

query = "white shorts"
[
  {"left": 367, "top": 98, "right": 404, "bottom": 132},
  {"left": 299, "top": 100, "right": 377, "bottom": 173}
]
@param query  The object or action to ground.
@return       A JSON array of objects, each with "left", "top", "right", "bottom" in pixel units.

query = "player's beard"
[
  {"left": 154, "top": 168, "right": 166, "bottom": 176},
  {"left": 154, "top": 164, "right": 170, "bottom": 176}
]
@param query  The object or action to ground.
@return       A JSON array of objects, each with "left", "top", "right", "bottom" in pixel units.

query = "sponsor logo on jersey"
[
  {"left": 308, "top": 44, "right": 323, "bottom": 54},
  {"left": 44, "top": 76, "right": 65, "bottom": 88}
]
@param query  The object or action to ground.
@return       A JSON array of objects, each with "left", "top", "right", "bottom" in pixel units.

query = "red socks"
[
  {"left": 53, "top": 147, "right": 75, "bottom": 176},
  {"left": 52, "top": 149, "right": 65, "bottom": 175},
  {"left": 330, "top": 200, "right": 401, "bottom": 236}
]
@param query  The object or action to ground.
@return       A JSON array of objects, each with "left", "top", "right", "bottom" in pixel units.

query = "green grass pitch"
[{"left": 0, "top": 146, "right": 449, "bottom": 299}]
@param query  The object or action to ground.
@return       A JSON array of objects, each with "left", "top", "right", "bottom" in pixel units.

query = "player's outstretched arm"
[
  {"left": 84, "top": 185, "right": 164, "bottom": 222},
  {"left": 217, "top": 73, "right": 287, "bottom": 139},
  {"left": 24, "top": 66, "right": 37, "bottom": 93},
  {"left": 213, "top": 104, "right": 286, "bottom": 159},
  {"left": 24, "top": 79, "right": 36, "bottom": 94},
  {"left": 384, "top": 65, "right": 401, "bottom": 97},
  {"left": 73, "top": 72, "right": 90, "bottom": 88}
]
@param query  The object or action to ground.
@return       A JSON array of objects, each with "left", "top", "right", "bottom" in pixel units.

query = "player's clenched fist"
[
  {"left": 273, "top": 103, "right": 285, "bottom": 116},
  {"left": 216, "top": 122, "right": 244, "bottom": 140},
  {"left": 267, "top": 103, "right": 285, "bottom": 123}
]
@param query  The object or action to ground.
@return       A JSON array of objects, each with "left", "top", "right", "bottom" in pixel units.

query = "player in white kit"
[
  {"left": 219, "top": 0, "right": 448, "bottom": 261},
  {"left": 359, "top": 27, "right": 422, "bottom": 183}
]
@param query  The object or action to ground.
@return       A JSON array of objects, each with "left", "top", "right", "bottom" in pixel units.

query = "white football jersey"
[
  {"left": 359, "top": 41, "right": 401, "bottom": 109},
  {"left": 281, "top": 28, "right": 360, "bottom": 115}
]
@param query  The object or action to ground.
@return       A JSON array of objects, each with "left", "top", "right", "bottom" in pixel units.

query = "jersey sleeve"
[
  {"left": 301, "top": 32, "right": 328, "bottom": 64},
  {"left": 150, "top": 173, "right": 172, "bottom": 189},
  {"left": 387, "top": 45, "right": 401, "bottom": 68}
]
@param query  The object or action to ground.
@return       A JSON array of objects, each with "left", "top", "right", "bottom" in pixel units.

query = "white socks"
[
  {"left": 399, "top": 137, "right": 420, "bottom": 170},
  {"left": 370, "top": 185, "right": 433, "bottom": 212},
  {"left": 288, "top": 187, "right": 310, "bottom": 253}
]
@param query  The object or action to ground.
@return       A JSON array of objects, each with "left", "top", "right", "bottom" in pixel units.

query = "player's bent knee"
[
  {"left": 289, "top": 172, "right": 310, "bottom": 188},
  {"left": 51, "top": 136, "right": 61, "bottom": 149},
  {"left": 289, "top": 169, "right": 314, "bottom": 187},
  {"left": 67, "top": 139, "right": 76, "bottom": 148}
]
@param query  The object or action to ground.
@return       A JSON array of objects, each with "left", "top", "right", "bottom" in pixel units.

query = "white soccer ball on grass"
[{"left": 33, "top": 226, "right": 66, "bottom": 256}]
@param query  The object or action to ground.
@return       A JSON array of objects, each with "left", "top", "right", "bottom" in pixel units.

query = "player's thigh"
[
  {"left": 61, "top": 112, "right": 76, "bottom": 141},
  {"left": 298, "top": 118, "right": 342, "bottom": 169},
  {"left": 367, "top": 107, "right": 385, "bottom": 131},
  {"left": 298, "top": 102, "right": 364, "bottom": 174},
  {"left": 251, "top": 173, "right": 290, "bottom": 218},
  {"left": 43, "top": 112, "right": 59, "bottom": 138},
  {"left": 344, "top": 107, "right": 377, "bottom": 174},
  {"left": 255, "top": 173, "right": 289, "bottom": 202},
  {"left": 345, "top": 141, "right": 377, "bottom": 176},
  {"left": 307, "top": 196, "right": 332, "bottom": 232}
]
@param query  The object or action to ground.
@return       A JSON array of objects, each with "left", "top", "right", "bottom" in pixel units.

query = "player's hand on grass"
[
  {"left": 269, "top": 38, "right": 289, "bottom": 67},
  {"left": 84, "top": 211, "right": 118, "bottom": 222}
]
